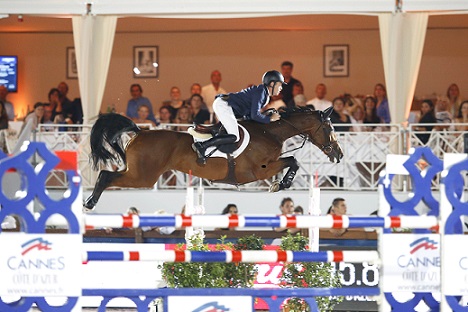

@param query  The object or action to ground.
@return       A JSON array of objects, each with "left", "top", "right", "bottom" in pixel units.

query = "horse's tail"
[{"left": 89, "top": 113, "right": 141, "bottom": 170}]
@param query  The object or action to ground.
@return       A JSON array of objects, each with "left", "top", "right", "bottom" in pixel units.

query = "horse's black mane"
[{"left": 278, "top": 105, "right": 317, "bottom": 118}]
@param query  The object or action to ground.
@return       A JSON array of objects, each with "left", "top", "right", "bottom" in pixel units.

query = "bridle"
[{"left": 279, "top": 110, "right": 337, "bottom": 156}]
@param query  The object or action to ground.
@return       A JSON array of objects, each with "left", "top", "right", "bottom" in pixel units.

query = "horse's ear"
[{"left": 323, "top": 106, "right": 334, "bottom": 119}]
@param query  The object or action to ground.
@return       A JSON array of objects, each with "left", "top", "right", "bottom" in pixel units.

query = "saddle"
[{"left": 190, "top": 122, "right": 243, "bottom": 154}]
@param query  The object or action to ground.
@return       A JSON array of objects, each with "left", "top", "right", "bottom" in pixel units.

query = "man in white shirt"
[
  {"left": 306, "top": 83, "right": 332, "bottom": 112},
  {"left": 201, "top": 70, "right": 227, "bottom": 116}
]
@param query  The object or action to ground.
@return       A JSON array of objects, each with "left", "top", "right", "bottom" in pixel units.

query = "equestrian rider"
[{"left": 192, "top": 70, "right": 284, "bottom": 164}]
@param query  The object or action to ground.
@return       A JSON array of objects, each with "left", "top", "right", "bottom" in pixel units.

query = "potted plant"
[{"left": 279, "top": 233, "right": 343, "bottom": 312}]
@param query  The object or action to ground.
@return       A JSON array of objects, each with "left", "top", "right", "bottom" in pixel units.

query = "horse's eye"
[{"left": 324, "top": 146, "right": 333, "bottom": 153}]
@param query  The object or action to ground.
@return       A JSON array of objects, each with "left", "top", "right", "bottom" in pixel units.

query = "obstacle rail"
[
  {"left": 80, "top": 214, "right": 438, "bottom": 230},
  {"left": 83, "top": 250, "right": 379, "bottom": 263},
  {"left": 1, "top": 143, "right": 468, "bottom": 311}
]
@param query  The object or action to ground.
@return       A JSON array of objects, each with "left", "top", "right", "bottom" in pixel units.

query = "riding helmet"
[{"left": 262, "top": 70, "right": 286, "bottom": 86}]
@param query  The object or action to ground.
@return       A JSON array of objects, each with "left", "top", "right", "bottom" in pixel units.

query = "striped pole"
[
  {"left": 82, "top": 214, "right": 438, "bottom": 230},
  {"left": 83, "top": 250, "right": 379, "bottom": 263}
]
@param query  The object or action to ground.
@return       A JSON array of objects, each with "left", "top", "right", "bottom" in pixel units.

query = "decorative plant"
[
  {"left": 279, "top": 233, "right": 343, "bottom": 312},
  {"left": 160, "top": 233, "right": 264, "bottom": 288}
]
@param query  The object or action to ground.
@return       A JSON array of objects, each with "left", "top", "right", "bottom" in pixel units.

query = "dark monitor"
[{"left": 0, "top": 56, "right": 18, "bottom": 92}]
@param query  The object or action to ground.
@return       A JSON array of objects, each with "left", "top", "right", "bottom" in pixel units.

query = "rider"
[{"left": 192, "top": 70, "right": 284, "bottom": 164}]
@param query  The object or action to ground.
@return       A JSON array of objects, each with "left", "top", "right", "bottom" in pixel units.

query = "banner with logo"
[
  {"left": 167, "top": 296, "right": 251, "bottom": 312},
  {"left": 382, "top": 234, "right": 440, "bottom": 292},
  {"left": 0, "top": 233, "right": 82, "bottom": 296},
  {"left": 443, "top": 235, "right": 468, "bottom": 295}
]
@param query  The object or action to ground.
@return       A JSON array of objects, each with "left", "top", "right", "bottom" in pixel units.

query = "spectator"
[
  {"left": 286, "top": 82, "right": 305, "bottom": 108},
  {"left": 47, "top": 88, "right": 63, "bottom": 122},
  {"left": 414, "top": 99, "right": 436, "bottom": 144},
  {"left": 446, "top": 83, "right": 462, "bottom": 117},
  {"left": 189, "top": 94, "right": 210, "bottom": 125},
  {"left": 294, "top": 206, "right": 304, "bottom": 215},
  {"left": 132, "top": 104, "right": 156, "bottom": 127},
  {"left": 157, "top": 106, "right": 175, "bottom": 130},
  {"left": 373, "top": 83, "right": 391, "bottom": 123},
  {"left": 149, "top": 210, "right": 176, "bottom": 234},
  {"left": 330, "top": 97, "right": 351, "bottom": 132},
  {"left": 349, "top": 104, "right": 365, "bottom": 132},
  {"left": 327, "top": 197, "right": 348, "bottom": 237},
  {"left": 216, "top": 204, "right": 238, "bottom": 230},
  {"left": 40, "top": 106, "right": 55, "bottom": 132},
  {"left": 105, "top": 206, "right": 140, "bottom": 233},
  {"left": 454, "top": 100, "right": 468, "bottom": 132},
  {"left": 201, "top": 70, "right": 227, "bottom": 116},
  {"left": 279, "top": 61, "right": 302, "bottom": 105},
  {"left": 0, "top": 85, "right": 14, "bottom": 121},
  {"left": 273, "top": 197, "right": 299, "bottom": 233},
  {"left": 306, "top": 83, "right": 332, "bottom": 111},
  {"left": 363, "top": 96, "right": 381, "bottom": 130},
  {"left": 57, "top": 82, "right": 74, "bottom": 124},
  {"left": 163, "top": 86, "right": 184, "bottom": 120},
  {"left": 126, "top": 84, "right": 157, "bottom": 124},
  {"left": 435, "top": 96, "right": 454, "bottom": 131},
  {"left": 20, "top": 102, "right": 45, "bottom": 133},
  {"left": 0, "top": 101, "right": 8, "bottom": 130},
  {"left": 174, "top": 105, "right": 193, "bottom": 132},
  {"left": 184, "top": 83, "right": 205, "bottom": 107}
]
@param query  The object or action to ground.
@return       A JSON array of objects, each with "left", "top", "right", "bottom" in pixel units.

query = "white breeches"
[{"left": 213, "top": 97, "right": 240, "bottom": 142}]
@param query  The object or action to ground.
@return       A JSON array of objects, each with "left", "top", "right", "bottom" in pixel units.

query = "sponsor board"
[
  {"left": 167, "top": 296, "right": 251, "bottom": 312},
  {"left": 0, "top": 233, "right": 81, "bottom": 296},
  {"left": 443, "top": 235, "right": 468, "bottom": 295},
  {"left": 382, "top": 234, "right": 440, "bottom": 292}
]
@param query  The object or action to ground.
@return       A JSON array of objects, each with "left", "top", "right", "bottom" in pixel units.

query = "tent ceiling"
[{"left": 1, "top": 14, "right": 468, "bottom": 33}]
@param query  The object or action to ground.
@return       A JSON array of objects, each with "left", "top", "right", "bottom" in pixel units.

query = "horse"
[{"left": 84, "top": 106, "right": 343, "bottom": 210}]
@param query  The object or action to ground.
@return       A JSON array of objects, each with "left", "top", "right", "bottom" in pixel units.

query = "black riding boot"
[{"left": 192, "top": 134, "right": 237, "bottom": 165}]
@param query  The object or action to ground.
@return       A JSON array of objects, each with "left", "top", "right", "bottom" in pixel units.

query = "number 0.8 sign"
[{"left": 332, "top": 261, "right": 379, "bottom": 287}]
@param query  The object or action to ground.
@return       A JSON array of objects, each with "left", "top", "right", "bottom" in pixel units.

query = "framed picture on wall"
[
  {"left": 133, "top": 46, "right": 159, "bottom": 78},
  {"left": 323, "top": 45, "right": 349, "bottom": 77},
  {"left": 66, "top": 47, "right": 78, "bottom": 79}
]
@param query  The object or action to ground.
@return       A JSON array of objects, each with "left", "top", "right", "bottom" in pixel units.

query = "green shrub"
[{"left": 279, "top": 233, "right": 343, "bottom": 311}]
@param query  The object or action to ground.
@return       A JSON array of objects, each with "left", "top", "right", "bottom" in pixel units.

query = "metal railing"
[{"left": 6, "top": 122, "right": 467, "bottom": 191}]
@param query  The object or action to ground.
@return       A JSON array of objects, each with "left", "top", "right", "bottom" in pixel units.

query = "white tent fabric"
[
  {"left": 72, "top": 15, "right": 117, "bottom": 124},
  {"left": 378, "top": 12, "right": 428, "bottom": 125}
]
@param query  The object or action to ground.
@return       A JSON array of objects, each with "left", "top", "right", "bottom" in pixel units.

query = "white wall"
[{"left": 1, "top": 25, "right": 468, "bottom": 119}]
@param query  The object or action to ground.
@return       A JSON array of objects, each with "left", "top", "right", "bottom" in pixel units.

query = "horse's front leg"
[
  {"left": 84, "top": 170, "right": 122, "bottom": 211},
  {"left": 269, "top": 156, "right": 299, "bottom": 192}
]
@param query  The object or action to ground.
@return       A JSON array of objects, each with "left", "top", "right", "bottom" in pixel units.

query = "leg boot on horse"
[{"left": 192, "top": 134, "right": 237, "bottom": 165}]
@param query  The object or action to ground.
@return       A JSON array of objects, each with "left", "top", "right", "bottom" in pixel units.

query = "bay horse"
[{"left": 84, "top": 106, "right": 343, "bottom": 210}]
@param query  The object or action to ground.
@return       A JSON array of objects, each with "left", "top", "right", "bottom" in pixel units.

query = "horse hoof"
[{"left": 269, "top": 181, "right": 280, "bottom": 193}]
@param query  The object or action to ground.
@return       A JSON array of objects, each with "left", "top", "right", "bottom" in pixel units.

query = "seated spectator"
[
  {"left": 174, "top": 106, "right": 193, "bottom": 132},
  {"left": 349, "top": 104, "right": 365, "bottom": 132},
  {"left": 40, "top": 106, "right": 55, "bottom": 132},
  {"left": 330, "top": 97, "right": 351, "bottom": 132},
  {"left": 157, "top": 106, "right": 173, "bottom": 125},
  {"left": 363, "top": 96, "right": 381, "bottom": 130},
  {"left": 132, "top": 104, "right": 156, "bottom": 127},
  {"left": 189, "top": 94, "right": 210, "bottom": 125},
  {"left": 20, "top": 102, "right": 45, "bottom": 134},
  {"left": 286, "top": 82, "right": 305, "bottom": 108},
  {"left": 292, "top": 94, "right": 307, "bottom": 108},
  {"left": 126, "top": 84, "right": 157, "bottom": 124},
  {"left": 0, "top": 101, "right": 8, "bottom": 130},
  {"left": 183, "top": 83, "right": 205, "bottom": 107},
  {"left": 0, "top": 85, "right": 15, "bottom": 121},
  {"left": 435, "top": 96, "right": 454, "bottom": 131},
  {"left": 327, "top": 197, "right": 348, "bottom": 237},
  {"left": 414, "top": 99, "right": 436, "bottom": 144},
  {"left": 454, "top": 100, "right": 468, "bottom": 132},
  {"left": 446, "top": 83, "right": 462, "bottom": 117},
  {"left": 306, "top": 83, "right": 331, "bottom": 111},
  {"left": 216, "top": 204, "right": 238, "bottom": 230},
  {"left": 163, "top": 86, "right": 185, "bottom": 120},
  {"left": 47, "top": 88, "right": 63, "bottom": 123},
  {"left": 294, "top": 206, "right": 304, "bottom": 215},
  {"left": 273, "top": 197, "right": 299, "bottom": 234},
  {"left": 374, "top": 83, "right": 391, "bottom": 123}
]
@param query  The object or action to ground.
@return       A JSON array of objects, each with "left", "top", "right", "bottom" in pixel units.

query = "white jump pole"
[
  {"left": 184, "top": 171, "right": 195, "bottom": 246},
  {"left": 308, "top": 171, "right": 321, "bottom": 252}
]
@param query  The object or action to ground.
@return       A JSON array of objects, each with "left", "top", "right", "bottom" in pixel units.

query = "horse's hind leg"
[
  {"left": 269, "top": 156, "right": 299, "bottom": 192},
  {"left": 84, "top": 170, "right": 122, "bottom": 210}
]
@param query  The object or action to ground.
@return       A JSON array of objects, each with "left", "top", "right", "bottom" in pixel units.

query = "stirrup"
[{"left": 192, "top": 142, "right": 207, "bottom": 165}]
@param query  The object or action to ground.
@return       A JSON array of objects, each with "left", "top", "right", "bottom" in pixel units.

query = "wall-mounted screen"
[{"left": 0, "top": 56, "right": 18, "bottom": 92}]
